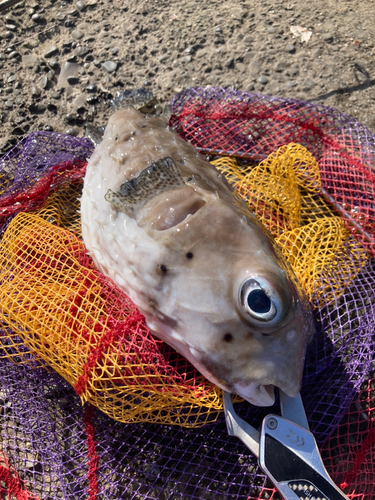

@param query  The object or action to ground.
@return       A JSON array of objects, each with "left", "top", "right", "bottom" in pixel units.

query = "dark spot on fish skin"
[
  {"left": 186, "top": 252, "right": 193, "bottom": 259},
  {"left": 156, "top": 264, "right": 168, "bottom": 276},
  {"left": 141, "top": 125, "right": 147, "bottom": 128},
  {"left": 115, "top": 135, "right": 118, "bottom": 141},
  {"left": 148, "top": 298, "right": 159, "bottom": 310},
  {"left": 132, "top": 131, "right": 136, "bottom": 135},
  {"left": 187, "top": 177, "right": 193, "bottom": 182},
  {"left": 223, "top": 333, "right": 233, "bottom": 343}
]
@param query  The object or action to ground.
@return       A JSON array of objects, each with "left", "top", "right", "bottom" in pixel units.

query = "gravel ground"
[{"left": 0, "top": 0, "right": 374, "bottom": 153}]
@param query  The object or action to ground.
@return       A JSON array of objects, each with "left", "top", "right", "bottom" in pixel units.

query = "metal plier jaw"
[{"left": 223, "top": 390, "right": 349, "bottom": 500}]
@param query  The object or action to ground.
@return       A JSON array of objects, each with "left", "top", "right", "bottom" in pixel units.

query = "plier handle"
[{"left": 223, "top": 390, "right": 349, "bottom": 500}]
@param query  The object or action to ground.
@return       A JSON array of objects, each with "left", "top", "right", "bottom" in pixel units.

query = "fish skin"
[{"left": 81, "top": 106, "right": 315, "bottom": 407}]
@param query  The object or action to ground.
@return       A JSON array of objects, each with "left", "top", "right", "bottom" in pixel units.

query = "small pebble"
[
  {"left": 76, "top": 0, "right": 86, "bottom": 10},
  {"left": 102, "top": 60, "right": 117, "bottom": 73},
  {"left": 44, "top": 125, "right": 53, "bottom": 131},
  {"left": 274, "top": 61, "right": 287, "bottom": 72},
  {"left": 44, "top": 46, "right": 59, "bottom": 58},
  {"left": 5, "top": 101, "right": 13, "bottom": 108},
  {"left": 4, "top": 31, "right": 13, "bottom": 39},
  {"left": 41, "top": 76, "right": 49, "bottom": 89},
  {"left": 86, "top": 83, "right": 97, "bottom": 92},
  {"left": 50, "top": 91, "right": 61, "bottom": 99},
  {"left": 323, "top": 33, "right": 334, "bottom": 43},
  {"left": 12, "top": 126, "right": 24, "bottom": 135},
  {"left": 86, "top": 95, "right": 98, "bottom": 104},
  {"left": 65, "top": 113, "right": 76, "bottom": 123},
  {"left": 31, "top": 14, "right": 46, "bottom": 23},
  {"left": 29, "top": 103, "right": 46, "bottom": 113},
  {"left": 267, "top": 27, "right": 276, "bottom": 33},
  {"left": 67, "top": 76, "right": 79, "bottom": 85},
  {"left": 65, "top": 127, "right": 79, "bottom": 136},
  {"left": 72, "top": 30, "right": 84, "bottom": 40},
  {"left": 48, "top": 58, "right": 59, "bottom": 69},
  {"left": 243, "top": 34, "right": 253, "bottom": 44},
  {"left": 287, "top": 44, "right": 296, "bottom": 53},
  {"left": 8, "top": 51, "right": 20, "bottom": 59},
  {"left": 5, "top": 14, "right": 17, "bottom": 24},
  {"left": 31, "top": 86, "right": 41, "bottom": 96},
  {"left": 7, "top": 75, "right": 17, "bottom": 83},
  {"left": 258, "top": 75, "right": 269, "bottom": 84},
  {"left": 74, "top": 46, "right": 89, "bottom": 57},
  {"left": 225, "top": 58, "right": 234, "bottom": 68}
]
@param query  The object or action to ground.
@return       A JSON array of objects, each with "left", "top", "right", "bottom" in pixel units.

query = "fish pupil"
[{"left": 247, "top": 289, "right": 271, "bottom": 314}]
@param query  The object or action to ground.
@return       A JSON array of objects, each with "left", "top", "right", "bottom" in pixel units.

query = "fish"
[{"left": 80, "top": 106, "right": 315, "bottom": 407}]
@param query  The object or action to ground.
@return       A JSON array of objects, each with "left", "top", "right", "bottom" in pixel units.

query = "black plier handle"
[{"left": 223, "top": 391, "right": 349, "bottom": 500}]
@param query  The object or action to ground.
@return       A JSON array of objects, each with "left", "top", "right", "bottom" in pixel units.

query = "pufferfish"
[{"left": 81, "top": 106, "right": 315, "bottom": 407}]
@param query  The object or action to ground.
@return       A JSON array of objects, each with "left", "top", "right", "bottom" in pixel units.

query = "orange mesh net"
[
  {"left": 0, "top": 142, "right": 367, "bottom": 428},
  {"left": 0, "top": 211, "right": 222, "bottom": 427},
  {"left": 212, "top": 143, "right": 367, "bottom": 303}
]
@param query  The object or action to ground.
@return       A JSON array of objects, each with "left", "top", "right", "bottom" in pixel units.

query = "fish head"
[
  {"left": 145, "top": 204, "right": 315, "bottom": 408},
  {"left": 225, "top": 254, "right": 314, "bottom": 406}
]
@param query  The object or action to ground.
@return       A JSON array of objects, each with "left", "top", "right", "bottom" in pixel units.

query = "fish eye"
[{"left": 240, "top": 278, "right": 278, "bottom": 322}]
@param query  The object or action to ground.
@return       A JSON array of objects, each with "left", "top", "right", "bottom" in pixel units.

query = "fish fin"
[{"left": 105, "top": 157, "right": 185, "bottom": 217}]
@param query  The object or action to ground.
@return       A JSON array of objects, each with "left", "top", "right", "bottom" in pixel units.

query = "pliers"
[{"left": 223, "top": 390, "right": 350, "bottom": 500}]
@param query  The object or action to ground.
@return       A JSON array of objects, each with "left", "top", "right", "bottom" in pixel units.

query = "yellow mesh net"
[
  {"left": 0, "top": 143, "right": 368, "bottom": 427},
  {"left": 212, "top": 143, "right": 367, "bottom": 303}
]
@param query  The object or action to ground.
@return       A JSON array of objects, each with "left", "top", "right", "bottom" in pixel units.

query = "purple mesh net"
[
  {"left": 0, "top": 131, "right": 93, "bottom": 235},
  {"left": 0, "top": 88, "right": 374, "bottom": 499}
]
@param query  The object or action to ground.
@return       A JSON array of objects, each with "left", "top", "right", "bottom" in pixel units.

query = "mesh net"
[{"left": 0, "top": 87, "right": 373, "bottom": 499}]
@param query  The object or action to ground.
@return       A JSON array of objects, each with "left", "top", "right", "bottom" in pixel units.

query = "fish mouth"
[{"left": 233, "top": 382, "right": 276, "bottom": 407}]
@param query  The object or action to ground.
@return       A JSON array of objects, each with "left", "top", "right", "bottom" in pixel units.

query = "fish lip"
[{"left": 233, "top": 381, "right": 276, "bottom": 406}]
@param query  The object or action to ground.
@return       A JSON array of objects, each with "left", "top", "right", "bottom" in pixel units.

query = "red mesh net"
[
  {"left": 170, "top": 88, "right": 375, "bottom": 256},
  {"left": 0, "top": 451, "right": 39, "bottom": 500}
]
